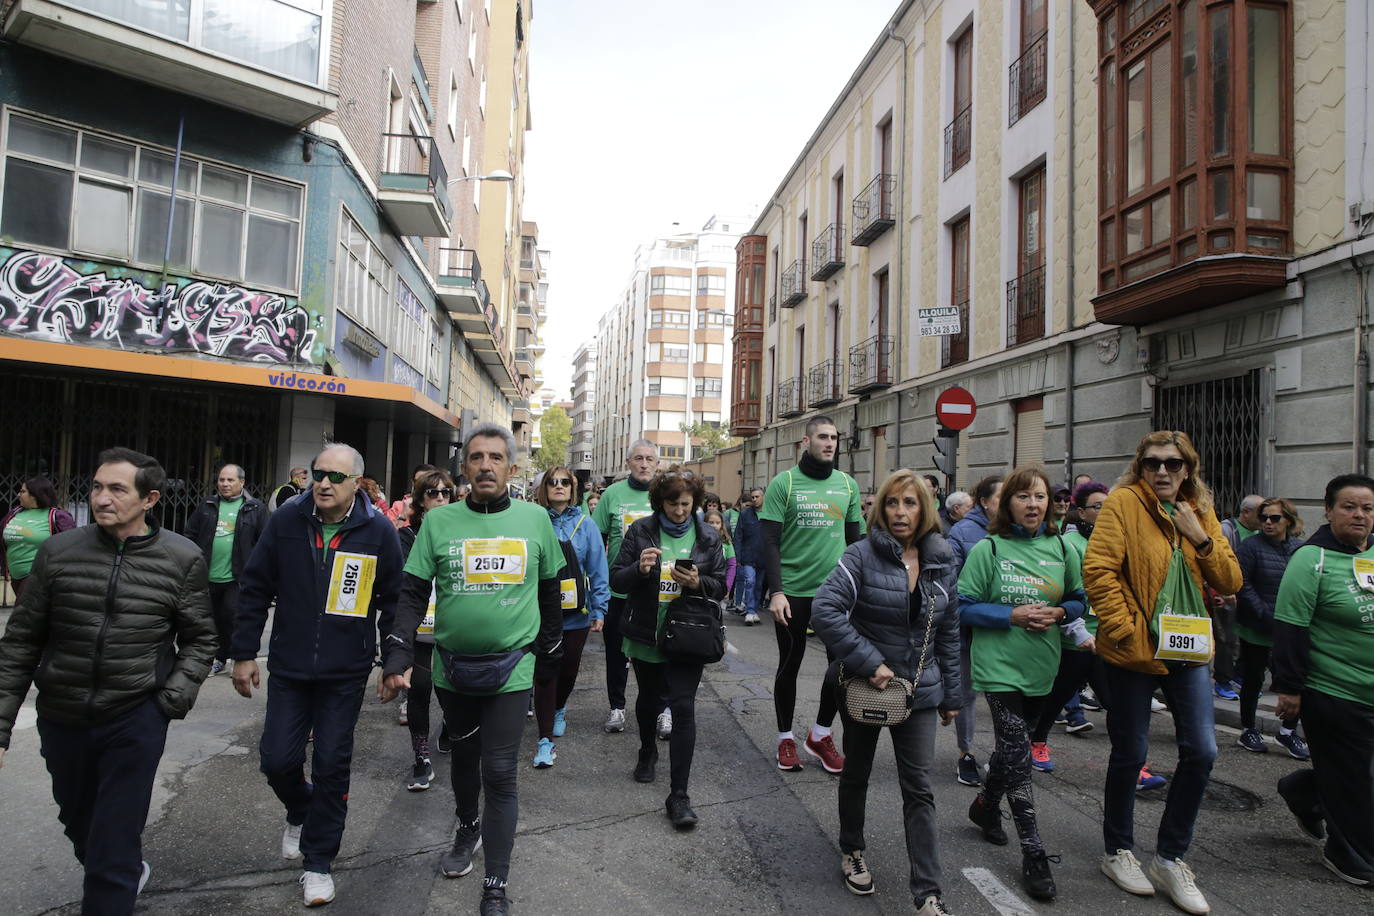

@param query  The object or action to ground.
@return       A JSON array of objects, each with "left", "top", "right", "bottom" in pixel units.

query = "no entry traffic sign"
[{"left": 935, "top": 386, "right": 977, "bottom": 431}]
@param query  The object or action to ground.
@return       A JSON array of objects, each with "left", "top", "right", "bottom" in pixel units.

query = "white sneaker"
[
  {"left": 1101, "top": 849, "right": 1154, "bottom": 896},
  {"left": 841, "top": 850, "right": 874, "bottom": 895},
  {"left": 300, "top": 871, "right": 335, "bottom": 907},
  {"left": 137, "top": 861, "right": 151, "bottom": 896},
  {"left": 1150, "top": 697, "right": 1168, "bottom": 713},
  {"left": 1146, "top": 856, "right": 1209, "bottom": 914},
  {"left": 281, "top": 821, "right": 303, "bottom": 860},
  {"left": 656, "top": 710, "right": 673, "bottom": 740},
  {"left": 604, "top": 707, "right": 626, "bottom": 733},
  {"left": 744, "top": 612, "right": 760, "bottom": 625}
]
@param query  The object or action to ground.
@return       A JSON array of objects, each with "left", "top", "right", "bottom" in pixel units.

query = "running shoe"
[
  {"left": 656, "top": 710, "right": 673, "bottom": 740},
  {"left": 1022, "top": 850, "right": 1059, "bottom": 901},
  {"left": 408, "top": 755, "right": 434, "bottom": 791},
  {"left": 480, "top": 882, "right": 511, "bottom": 915},
  {"left": 1031, "top": 741, "right": 1054, "bottom": 772},
  {"left": 841, "top": 851, "right": 874, "bottom": 896},
  {"left": 1053, "top": 711, "right": 1070, "bottom": 726},
  {"left": 1101, "top": 849, "right": 1154, "bottom": 896},
  {"left": 1213, "top": 683, "right": 1238, "bottom": 701},
  {"left": 1277, "top": 782, "right": 1325, "bottom": 841},
  {"left": 1275, "top": 731, "right": 1310, "bottom": 760},
  {"left": 1150, "top": 697, "right": 1168, "bottom": 713},
  {"left": 914, "top": 896, "right": 954, "bottom": 916},
  {"left": 956, "top": 753, "right": 982, "bottom": 787},
  {"left": 777, "top": 738, "right": 804, "bottom": 771},
  {"left": 1137, "top": 765, "right": 1168, "bottom": 790},
  {"left": 532, "top": 737, "right": 556, "bottom": 769},
  {"left": 209, "top": 660, "right": 224, "bottom": 677},
  {"left": 1078, "top": 690, "right": 1103, "bottom": 712},
  {"left": 439, "top": 822, "right": 483, "bottom": 878},
  {"left": 300, "top": 871, "right": 335, "bottom": 907},
  {"left": 604, "top": 707, "right": 626, "bottom": 734},
  {"left": 437, "top": 727, "right": 452, "bottom": 754},
  {"left": 1322, "top": 853, "right": 1373, "bottom": 886},
  {"left": 633, "top": 748, "right": 658, "bottom": 783},
  {"left": 281, "top": 821, "right": 303, "bottom": 859},
  {"left": 397, "top": 698, "right": 408, "bottom": 726},
  {"left": 552, "top": 707, "right": 567, "bottom": 738},
  {"left": 1064, "top": 708, "right": 1094, "bottom": 734},
  {"left": 1236, "top": 728, "right": 1268, "bottom": 753},
  {"left": 968, "top": 795, "right": 1008, "bottom": 845},
  {"left": 665, "top": 790, "right": 698, "bottom": 830},
  {"left": 803, "top": 730, "right": 844, "bottom": 774},
  {"left": 744, "top": 612, "right": 760, "bottom": 625},
  {"left": 1146, "top": 856, "right": 1210, "bottom": 915}
]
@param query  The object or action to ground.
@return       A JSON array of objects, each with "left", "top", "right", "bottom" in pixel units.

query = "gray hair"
[
  {"left": 316, "top": 443, "right": 364, "bottom": 475},
  {"left": 219, "top": 463, "right": 246, "bottom": 480},
  {"left": 945, "top": 490, "right": 971, "bottom": 511},
  {"left": 1239, "top": 494, "right": 1265, "bottom": 513},
  {"left": 464, "top": 422, "right": 518, "bottom": 463},
  {"left": 625, "top": 438, "right": 658, "bottom": 460}
]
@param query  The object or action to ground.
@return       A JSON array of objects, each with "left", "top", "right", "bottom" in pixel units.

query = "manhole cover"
[{"left": 1138, "top": 772, "right": 1262, "bottom": 812}]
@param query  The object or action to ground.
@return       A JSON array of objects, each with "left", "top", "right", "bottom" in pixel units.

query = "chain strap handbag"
[{"left": 837, "top": 589, "right": 938, "bottom": 727}]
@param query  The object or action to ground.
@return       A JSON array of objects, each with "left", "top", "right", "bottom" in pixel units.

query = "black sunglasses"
[
  {"left": 1260, "top": 513, "right": 1284, "bottom": 523},
  {"left": 311, "top": 469, "right": 359, "bottom": 484},
  {"left": 425, "top": 487, "right": 454, "bottom": 499},
  {"left": 546, "top": 478, "right": 573, "bottom": 487},
  {"left": 1141, "top": 457, "right": 1186, "bottom": 473}
]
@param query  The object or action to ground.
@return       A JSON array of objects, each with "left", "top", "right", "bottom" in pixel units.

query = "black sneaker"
[
  {"left": 956, "top": 753, "right": 982, "bottom": 787},
  {"left": 967, "top": 796, "right": 1008, "bottom": 846},
  {"left": 665, "top": 791, "right": 698, "bottom": 830},
  {"left": 1322, "top": 852, "right": 1373, "bottom": 886},
  {"left": 407, "top": 756, "right": 434, "bottom": 791},
  {"left": 1022, "top": 850, "right": 1059, "bottom": 901},
  {"left": 438, "top": 822, "right": 483, "bottom": 878},
  {"left": 633, "top": 748, "right": 658, "bottom": 783},
  {"left": 1277, "top": 776, "right": 1326, "bottom": 840},
  {"left": 1236, "top": 728, "right": 1268, "bottom": 753},
  {"left": 480, "top": 882, "right": 511, "bottom": 915},
  {"left": 437, "top": 726, "right": 452, "bottom": 755}
]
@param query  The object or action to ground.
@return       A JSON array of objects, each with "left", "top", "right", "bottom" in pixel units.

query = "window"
[
  {"left": 1010, "top": 169, "right": 1047, "bottom": 345},
  {"left": 698, "top": 412, "right": 722, "bottom": 425},
  {"left": 648, "top": 376, "right": 688, "bottom": 396},
  {"left": 650, "top": 273, "right": 692, "bottom": 296},
  {"left": 696, "top": 273, "right": 726, "bottom": 296},
  {"left": 393, "top": 279, "right": 431, "bottom": 383},
  {"left": 645, "top": 411, "right": 686, "bottom": 431},
  {"left": 447, "top": 71, "right": 459, "bottom": 136},
  {"left": 337, "top": 209, "right": 393, "bottom": 338},
  {"left": 946, "top": 27, "right": 974, "bottom": 175},
  {"left": 945, "top": 217, "right": 970, "bottom": 366},
  {"left": 660, "top": 446, "right": 685, "bottom": 460},
  {"left": 0, "top": 113, "right": 302, "bottom": 290},
  {"left": 649, "top": 309, "right": 689, "bottom": 328},
  {"left": 648, "top": 343, "right": 689, "bottom": 363},
  {"left": 694, "top": 377, "right": 723, "bottom": 397},
  {"left": 695, "top": 343, "right": 724, "bottom": 363}
]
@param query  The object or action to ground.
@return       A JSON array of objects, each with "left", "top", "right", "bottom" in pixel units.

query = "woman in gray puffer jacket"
[{"left": 812, "top": 470, "right": 962, "bottom": 916}]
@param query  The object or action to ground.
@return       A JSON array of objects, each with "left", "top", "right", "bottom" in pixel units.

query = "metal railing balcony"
[
  {"left": 379, "top": 133, "right": 451, "bottom": 235},
  {"left": 780, "top": 259, "right": 807, "bottom": 307},
  {"left": 941, "top": 300, "right": 970, "bottom": 368},
  {"left": 807, "top": 359, "right": 843, "bottom": 406},
  {"left": 849, "top": 334, "right": 895, "bottom": 393},
  {"left": 776, "top": 376, "right": 805, "bottom": 418},
  {"left": 436, "top": 247, "right": 489, "bottom": 318},
  {"left": 943, "top": 105, "right": 972, "bottom": 178},
  {"left": 1008, "top": 32, "right": 1048, "bottom": 126},
  {"left": 851, "top": 175, "right": 896, "bottom": 246},
  {"left": 811, "top": 223, "right": 845, "bottom": 279},
  {"left": 1006, "top": 265, "right": 1046, "bottom": 347}
]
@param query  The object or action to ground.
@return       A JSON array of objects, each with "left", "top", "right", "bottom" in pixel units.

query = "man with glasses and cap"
[{"left": 230, "top": 443, "right": 402, "bottom": 908}]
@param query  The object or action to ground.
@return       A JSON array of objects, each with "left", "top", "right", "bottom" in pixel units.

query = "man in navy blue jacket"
[
  {"left": 733, "top": 487, "right": 764, "bottom": 625},
  {"left": 230, "top": 443, "right": 401, "bottom": 908}
]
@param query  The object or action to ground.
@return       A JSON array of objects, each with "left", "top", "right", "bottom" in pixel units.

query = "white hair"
[
  {"left": 316, "top": 443, "right": 364, "bottom": 475},
  {"left": 945, "top": 490, "right": 971, "bottom": 511},
  {"left": 626, "top": 438, "right": 658, "bottom": 460},
  {"left": 464, "top": 422, "right": 518, "bottom": 463}
]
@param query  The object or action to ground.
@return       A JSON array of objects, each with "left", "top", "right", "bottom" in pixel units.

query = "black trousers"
[
  {"left": 407, "top": 643, "right": 437, "bottom": 746},
  {"left": 773, "top": 595, "right": 837, "bottom": 732},
  {"left": 38, "top": 696, "right": 169, "bottom": 916},
  {"left": 534, "top": 627, "right": 591, "bottom": 739},
  {"left": 207, "top": 580, "right": 240, "bottom": 663},
  {"left": 603, "top": 596, "right": 630, "bottom": 709},
  {"left": 1237, "top": 638, "right": 1297, "bottom": 730},
  {"left": 631, "top": 657, "right": 704, "bottom": 793},
  {"left": 1030, "top": 648, "right": 1112, "bottom": 743}
]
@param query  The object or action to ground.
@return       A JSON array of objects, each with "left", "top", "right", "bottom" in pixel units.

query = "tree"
[
  {"left": 679, "top": 421, "right": 734, "bottom": 460},
  {"left": 532, "top": 405, "right": 571, "bottom": 472}
]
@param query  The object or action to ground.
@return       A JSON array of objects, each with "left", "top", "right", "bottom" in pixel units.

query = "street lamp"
[{"left": 447, "top": 169, "right": 514, "bottom": 185}]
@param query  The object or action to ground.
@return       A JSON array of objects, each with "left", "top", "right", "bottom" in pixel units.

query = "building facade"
[
  {"left": 569, "top": 341, "right": 597, "bottom": 479},
  {"left": 731, "top": 0, "right": 1370, "bottom": 525},
  {"left": 0, "top": 0, "right": 535, "bottom": 524}
]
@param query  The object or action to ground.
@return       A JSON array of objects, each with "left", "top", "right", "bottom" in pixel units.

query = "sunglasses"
[
  {"left": 311, "top": 469, "right": 360, "bottom": 484},
  {"left": 426, "top": 487, "right": 454, "bottom": 499},
  {"left": 1141, "top": 457, "right": 1186, "bottom": 473},
  {"left": 546, "top": 478, "right": 573, "bottom": 487},
  {"left": 1260, "top": 513, "right": 1284, "bottom": 523}
]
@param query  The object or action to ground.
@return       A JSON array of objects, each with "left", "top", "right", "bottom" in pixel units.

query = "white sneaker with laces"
[
  {"left": 841, "top": 851, "right": 874, "bottom": 895},
  {"left": 915, "top": 895, "right": 954, "bottom": 916},
  {"left": 1146, "top": 856, "right": 1209, "bottom": 914},
  {"left": 656, "top": 710, "right": 673, "bottom": 740},
  {"left": 604, "top": 707, "right": 626, "bottom": 733},
  {"left": 281, "top": 821, "right": 303, "bottom": 860},
  {"left": 301, "top": 871, "right": 335, "bottom": 907},
  {"left": 1101, "top": 849, "right": 1154, "bottom": 896}
]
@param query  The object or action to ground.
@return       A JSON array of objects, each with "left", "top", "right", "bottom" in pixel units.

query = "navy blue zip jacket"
[{"left": 231, "top": 490, "right": 402, "bottom": 680}]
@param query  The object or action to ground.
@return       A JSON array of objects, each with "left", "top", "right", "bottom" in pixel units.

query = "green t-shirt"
[
  {"left": 760, "top": 465, "right": 862, "bottom": 598},
  {"left": 1061, "top": 529, "right": 1099, "bottom": 647},
  {"left": 209, "top": 497, "right": 244, "bottom": 583},
  {"left": 403, "top": 499, "right": 561, "bottom": 694},
  {"left": 623, "top": 526, "right": 696, "bottom": 665},
  {"left": 591, "top": 479, "right": 653, "bottom": 599},
  {"left": 3, "top": 508, "right": 51, "bottom": 580},
  {"left": 1235, "top": 522, "right": 1258, "bottom": 542},
  {"left": 723, "top": 542, "right": 736, "bottom": 561},
  {"left": 1274, "top": 543, "right": 1374, "bottom": 706},
  {"left": 725, "top": 508, "right": 739, "bottom": 532},
  {"left": 957, "top": 533, "right": 1083, "bottom": 695}
]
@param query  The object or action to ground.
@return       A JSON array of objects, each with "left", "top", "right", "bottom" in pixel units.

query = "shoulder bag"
[
  {"left": 658, "top": 594, "right": 726, "bottom": 664},
  {"left": 837, "top": 589, "right": 937, "bottom": 727}
]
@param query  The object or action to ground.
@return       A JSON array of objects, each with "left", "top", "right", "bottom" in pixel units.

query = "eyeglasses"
[
  {"left": 311, "top": 469, "right": 360, "bottom": 484},
  {"left": 1260, "top": 513, "right": 1284, "bottom": 523},
  {"left": 546, "top": 478, "right": 573, "bottom": 487},
  {"left": 1141, "top": 457, "right": 1186, "bottom": 474},
  {"left": 425, "top": 487, "right": 454, "bottom": 499},
  {"left": 1084, "top": 502, "right": 1106, "bottom": 511}
]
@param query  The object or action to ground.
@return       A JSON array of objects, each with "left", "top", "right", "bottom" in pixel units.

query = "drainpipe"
[
  {"left": 1355, "top": 257, "right": 1370, "bottom": 475},
  {"left": 1063, "top": 2, "right": 1077, "bottom": 483},
  {"left": 887, "top": 21, "right": 909, "bottom": 478}
]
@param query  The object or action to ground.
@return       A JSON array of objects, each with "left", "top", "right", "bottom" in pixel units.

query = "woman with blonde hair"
[{"left": 1085, "top": 431, "right": 1240, "bottom": 914}]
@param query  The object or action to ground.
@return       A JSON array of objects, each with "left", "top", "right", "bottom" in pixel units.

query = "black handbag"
[{"left": 657, "top": 594, "right": 726, "bottom": 664}]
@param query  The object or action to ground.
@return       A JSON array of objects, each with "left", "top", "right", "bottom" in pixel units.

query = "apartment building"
[
  {"left": 0, "top": 0, "right": 534, "bottom": 518},
  {"left": 732, "top": 0, "right": 1370, "bottom": 521},
  {"left": 591, "top": 216, "right": 750, "bottom": 482},
  {"left": 570, "top": 342, "right": 598, "bottom": 478}
]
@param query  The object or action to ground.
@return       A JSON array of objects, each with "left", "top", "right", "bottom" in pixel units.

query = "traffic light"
[{"left": 932, "top": 428, "right": 959, "bottom": 484}]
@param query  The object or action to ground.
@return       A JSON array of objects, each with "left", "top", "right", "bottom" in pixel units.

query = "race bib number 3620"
[
  {"left": 461, "top": 538, "right": 528, "bottom": 585},
  {"left": 326, "top": 552, "right": 377, "bottom": 617}
]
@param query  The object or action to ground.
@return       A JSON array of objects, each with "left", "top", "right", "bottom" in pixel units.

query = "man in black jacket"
[
  {"left": 184, "top": 463, "right": 267, "bottom": 676},
  {"left": 0, "top": 446, "right": 215, "bottom": 914},
  {"left": 733, "top": 487, "right": 764, "bottom": 625}
]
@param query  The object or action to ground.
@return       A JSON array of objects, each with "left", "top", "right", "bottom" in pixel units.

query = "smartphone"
[{"left": 674, "top": 559, "right": 695, "bottom": 571}]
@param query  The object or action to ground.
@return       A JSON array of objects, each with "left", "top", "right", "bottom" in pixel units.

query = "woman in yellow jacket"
[{"left": 1083, "top": 431, "right": 1240, "bottom": 916}]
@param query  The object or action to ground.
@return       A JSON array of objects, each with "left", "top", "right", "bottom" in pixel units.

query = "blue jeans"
[
  {"left": 1102, "top": 661, "right": 1217, "bottom": 860},
  {"left": 737, "top": 564, "right": 760, "bottom": 614}
]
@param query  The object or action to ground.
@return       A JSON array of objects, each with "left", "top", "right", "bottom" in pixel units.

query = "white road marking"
[{"left": 963, "top": 867, "right": 1037, "bottom": 916}]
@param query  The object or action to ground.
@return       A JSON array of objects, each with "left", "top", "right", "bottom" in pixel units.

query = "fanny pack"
[{"left": 435, "top": 642, "right": 534, "bottom": 693}]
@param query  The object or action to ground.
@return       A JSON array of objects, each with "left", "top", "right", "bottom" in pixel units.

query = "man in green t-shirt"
[
  {"left": 590, "top": 439, "right": 659, "bottom": 733},
  {"left": 183, "top": 464, "right": 265, "bottom": 676},
  {"left": 383, "top": 423, "right": 562, "bottom": 914},
  {"left": 760, "top": 415, "right": 862, "bottom": 774}
]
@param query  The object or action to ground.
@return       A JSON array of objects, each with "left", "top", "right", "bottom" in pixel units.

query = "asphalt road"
[{"left": 0, "top": 609, "right": 1366, "bottom": 916}]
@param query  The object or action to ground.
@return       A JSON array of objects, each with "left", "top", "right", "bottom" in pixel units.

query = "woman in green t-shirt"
[
  {"left": 957, "top": 465, "right": 1087, "bottom": 903},
  {"left": 2, "top": 477, "right": 76, "bottom": 600},
  {"left": 609, "top": 469, "right": 725, "bottom": 830}
]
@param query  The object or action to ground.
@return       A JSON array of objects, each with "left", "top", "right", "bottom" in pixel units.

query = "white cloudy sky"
[{"left": 524, "top": 0, "right": 901, "bottom": 398}]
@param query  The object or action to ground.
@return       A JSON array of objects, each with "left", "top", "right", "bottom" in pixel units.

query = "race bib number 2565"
[{"left": 326, "top": 552, "right": 377, "bottom": 617}]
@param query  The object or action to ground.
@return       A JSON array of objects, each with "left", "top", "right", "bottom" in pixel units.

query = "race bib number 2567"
[{"left": 461, "top": 538, "right": 528, "bottom": 585}]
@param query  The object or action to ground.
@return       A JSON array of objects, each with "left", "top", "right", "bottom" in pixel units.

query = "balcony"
[
  {"left": 807, "top": 359, "right": 843, "bottom": 407},
  {"left": 379, "top": 133, "right": 451, "bottom": 237},
  {"left": 851, "top": 175, "right": 896, "bottom": 246},
  {"left": 515, "top": 349, "right": 534, "bottom": 378},
  {"left": 849, "top": 335, "right": 894, "bottom": 393},
  {"left": 776, "top": 376, "right": 804, "bottom": 418},
  {"left": 516, "top": 303, "right": 535, "bottom": 332},
  {"left": 1008, "top": 32, "right": 1047, "bottom": 126},
  {"left": 941, "top": 301, "right": 970, "bottom": 368},
  {"left": 3, "top": 0, "right": 337, "bottom": 127},
  {"left": 730, "top": 398, "right": 761, "bottom": 438},
  {"left": 811, "top": 223, "right": 845, "bottom": 279},
  {"left": 436, "top": 248, "right": 488, "bottom": 325},
  {"left": 943, "top": 105, "right": 971, "bottom": 178},
  {"left": 1006, "top": 265, "right": 1045, "bottom": 348},
  {"left": 780, "top": 260, "right": 807, "bottom": 307}
]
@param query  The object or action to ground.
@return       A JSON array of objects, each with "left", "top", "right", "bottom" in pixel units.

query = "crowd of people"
[{"left": 0, "top": 418, "right": 1370, "bottom": 915}]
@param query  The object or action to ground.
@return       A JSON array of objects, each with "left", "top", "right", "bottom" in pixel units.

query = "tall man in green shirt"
[
  {"left": 590, "top": 439, "right": 659, "bottom": 733},
  {"left": 184, "top": 464, "right": 266, "bottom": 676},
  {"left": 761, "top": 415, "right": 863, "bottom": 774}
]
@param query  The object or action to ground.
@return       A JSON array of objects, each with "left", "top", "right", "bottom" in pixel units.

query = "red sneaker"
[
  {"left": 804, "top": 731, "right": 845, "bottom": 773},
  {"left": 777, "top": 738, "right": 804, "bottom": 771}
]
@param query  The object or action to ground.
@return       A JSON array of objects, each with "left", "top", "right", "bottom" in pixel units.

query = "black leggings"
[
  {"left": 534, "top": 627, "right": 591, "bottom": 739},
  {"left": 1238, "top": 638, "right": 1297, "bottom": 730},
  {"left": 984, "top": 691, "right": 1047, "bottom": 854},
  {"left": 1030, "top": 649, "right": 1112, "bottom": 743},
  {"left": 773, "top": 595, "right": 837, "bottom": 733},
  {"left": 435, "top": 687, "right": 528, "bottom": 883},
  {"left": 408, "top": 644, "right": 435, "bottom": 746},
  {"left": 631, "top": 658, "right": 704, "bottom": 793}
]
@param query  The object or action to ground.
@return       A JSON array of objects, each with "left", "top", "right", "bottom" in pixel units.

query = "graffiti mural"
[{"left": 0, "top": 248, "right": 319, "bottom": 365}]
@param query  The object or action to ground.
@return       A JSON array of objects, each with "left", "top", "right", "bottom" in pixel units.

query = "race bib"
[
  {"left": 417, "top": 586, "right": 437, "bottom": 635},
  {"left": 1354, "top": 557, "right": 1374, "bottom": 593},
  {"left": 325, "top": 552, "right": 377, "bottom": 617},
  {"left": 461, "top": 538, "right": 528, "bottom": 585},
  {"left": 659, "top": 562, "right": 682, "bottom": 603},
  {"left": 560, "top": 578, "right": 579, "bottom": 611},
  {"left": 621, "top": 509, "right": 652, "bottom": 531},
  {"left": 1154, "top": 613, "right": 1212, "bottom": 663}
]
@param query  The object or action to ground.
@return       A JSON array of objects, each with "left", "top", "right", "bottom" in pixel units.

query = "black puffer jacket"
[
  {"left": 812, "top": 528, "right": 962, "bottom": 711},
  {"left": 0, "top": 522, "right": 216, "bottom": 747},
  {"left": 183, "top": 494, "right": 268, "bottom": 580},
  {"left": 610, "top": 514, "right": 725, "bottom": 647}
]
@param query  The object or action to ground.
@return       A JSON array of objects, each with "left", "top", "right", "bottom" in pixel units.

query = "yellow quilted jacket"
[{"left": 1083, "top": 481, "right": 1242, "bottom": 675}]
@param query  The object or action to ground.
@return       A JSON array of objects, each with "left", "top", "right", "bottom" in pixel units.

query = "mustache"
[{"left": 475, "top": 473, "right": 498, "bottom": 482}]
